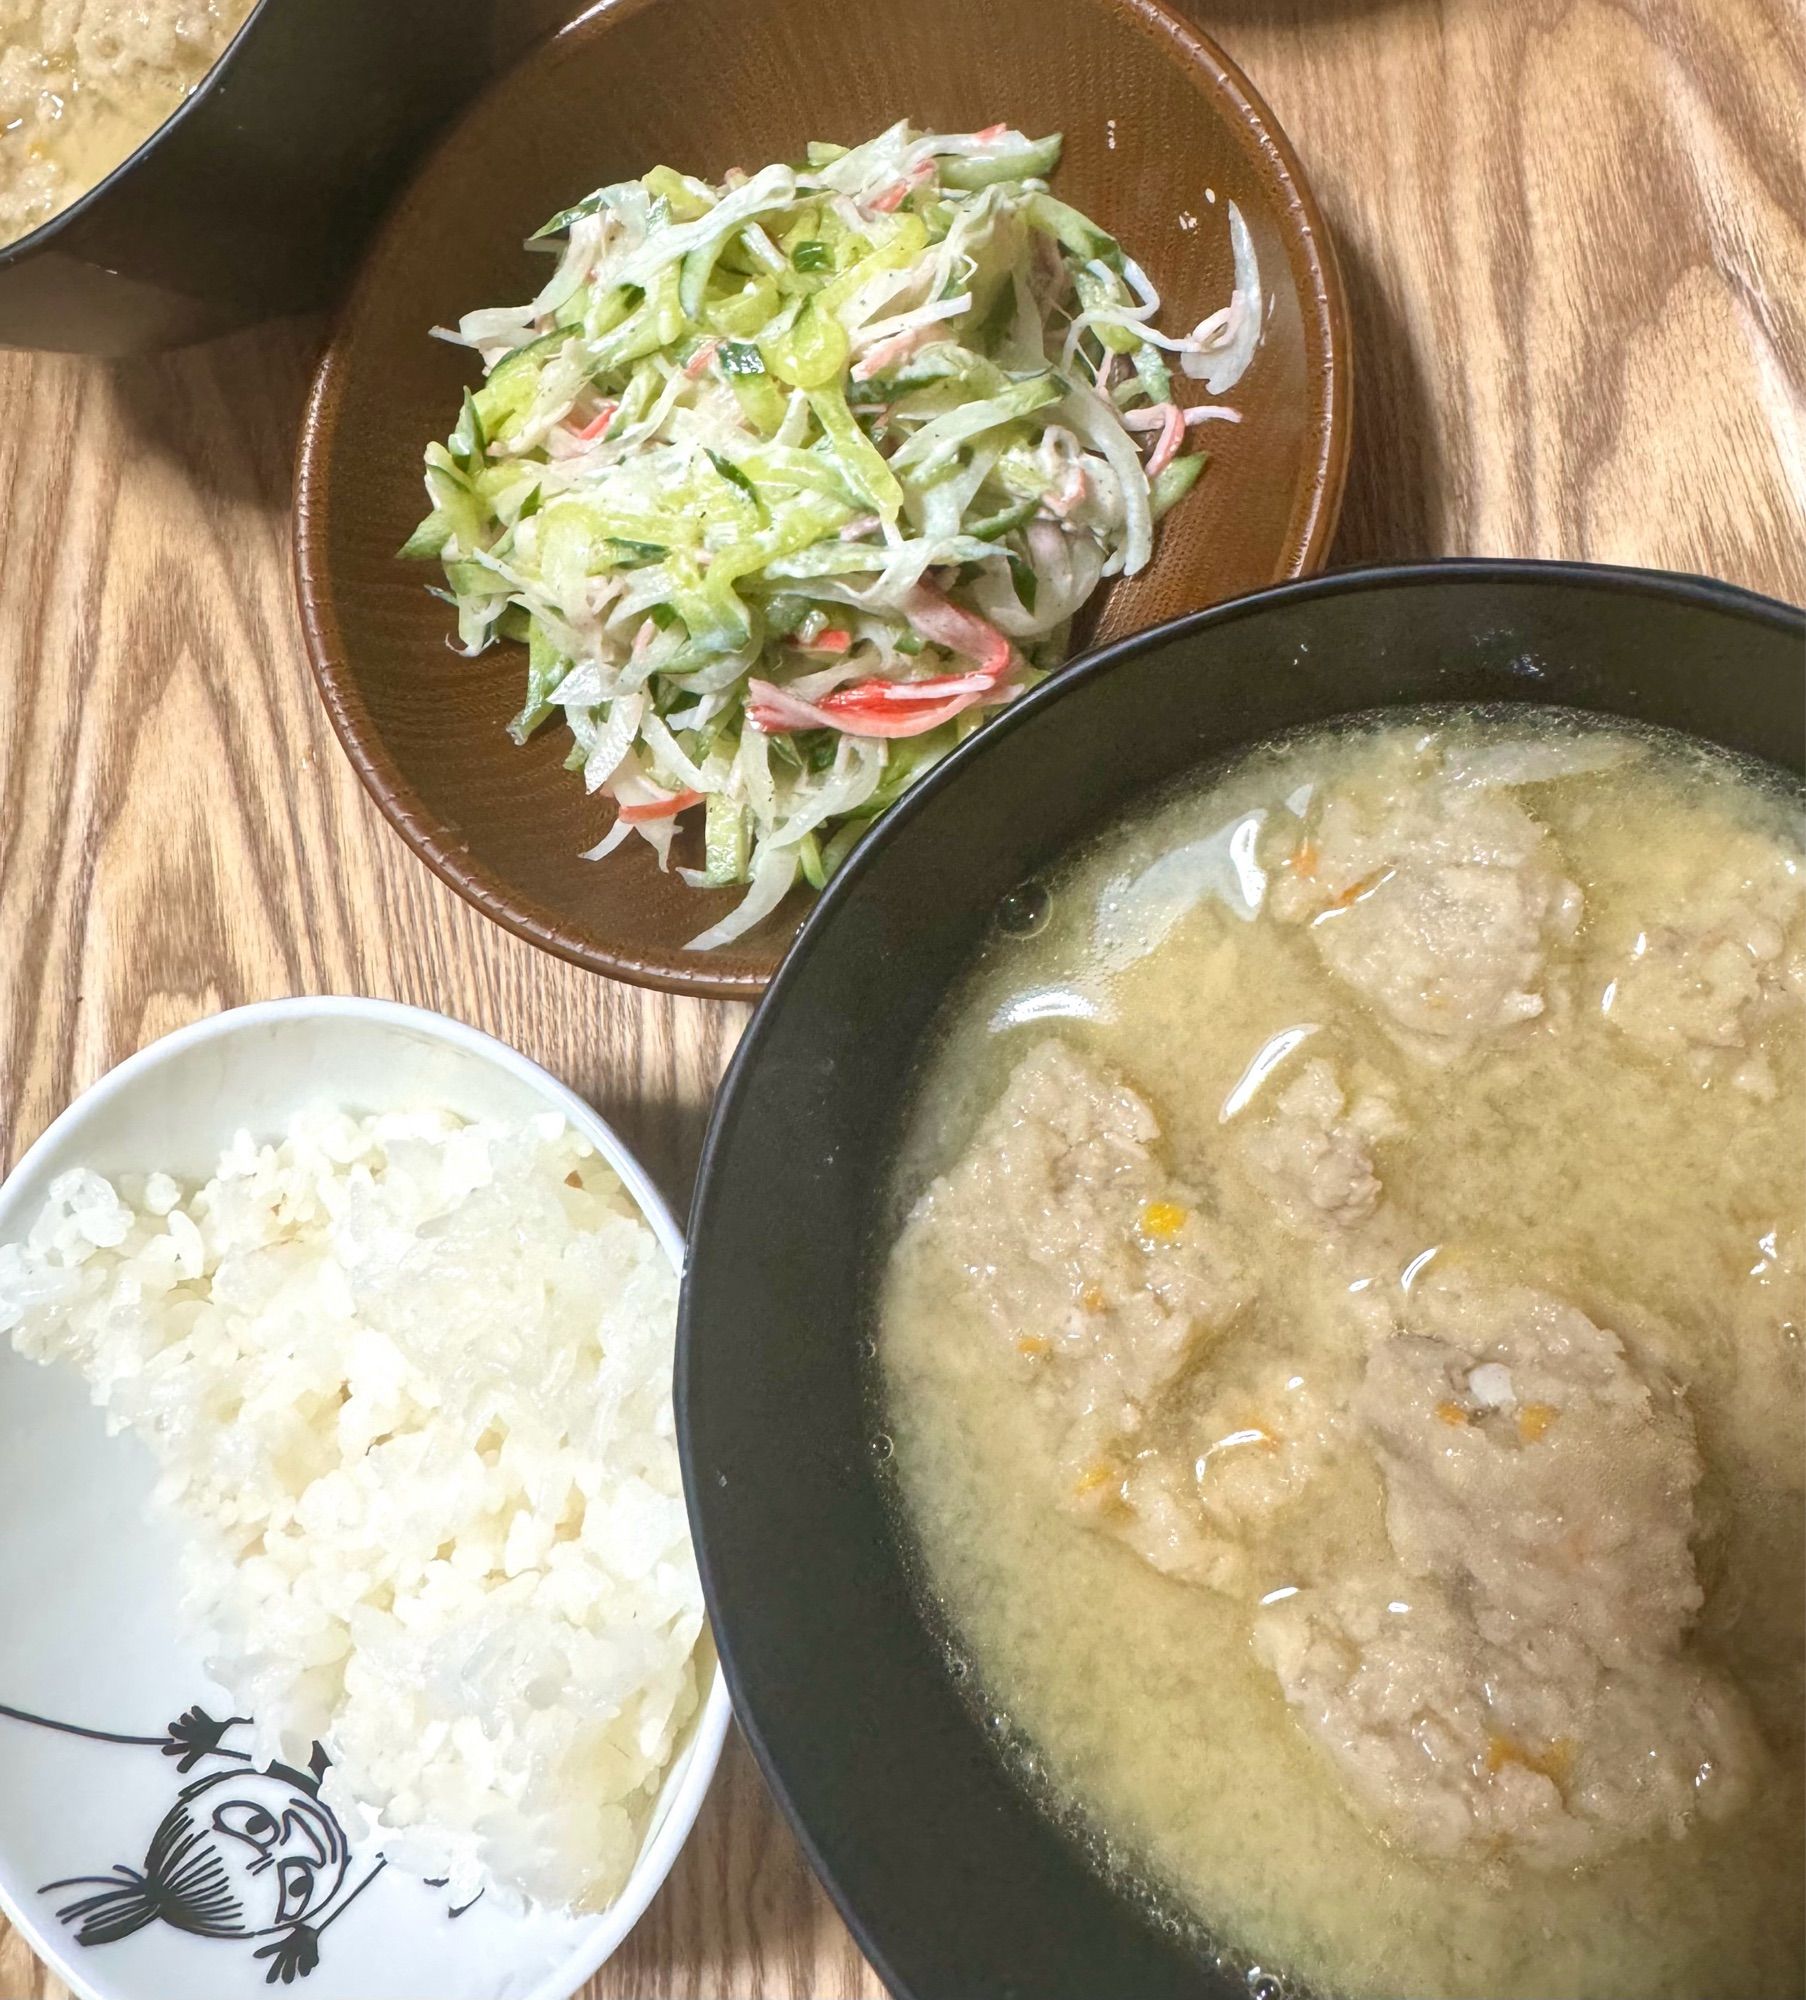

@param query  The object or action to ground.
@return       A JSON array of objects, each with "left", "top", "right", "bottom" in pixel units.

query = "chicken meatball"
[
  {"left": 1271, "top": 760, "right": 1583, "bottom": 1066},
  {"left": 913, "top": 1039, "right": 1246, "bottom": 1416},
  {"left": 1599, "top": 850, "right": 1805, "bottom": 1097},
  {"left": 1067, "top": 1359, "right": 1350, "bottom": 1594},
  {"left": 1239, "top": 1058, "right": 1403, "bottom": 1236},
  {"left": 1255, "top": 1572, "right": 1755, "bottom": 1868},
  {"left": 1359, "top": 1282, "right": 1703, "bottom": 1663},
  {"left": 911, "top": 1041, "right": 1253, "bottom": 1576},
  {"left": 1253, "top": 1279, "right": 1758, "bottom": 1867}
]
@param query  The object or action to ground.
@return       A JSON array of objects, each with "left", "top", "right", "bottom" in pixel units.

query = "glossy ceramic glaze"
[
  {"left": 0, "top": 0, "right": 512, "bottom": 355},
  {"left": 0, "top": 998, "right": 731, "bottom": 2000},
  {"left": 294, "top": 0, "right": 1349, "bottom": 998},
  {"left": 678, "top": 563, "right": 1805, "bottom": 2000}
]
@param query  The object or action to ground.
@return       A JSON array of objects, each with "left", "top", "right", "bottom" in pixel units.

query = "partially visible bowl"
[
  {"left": 0, "top": 0, "right": 516, "bottom": 354},
  {"left": 294, "top": 0, "right": 1349, "bottom": 999},
  {"left": 0, "top": 997, "right": 730, "bottom": 2000},
  {"left": 677, "top": 562, "right": 1805, "bottom": 2000}
]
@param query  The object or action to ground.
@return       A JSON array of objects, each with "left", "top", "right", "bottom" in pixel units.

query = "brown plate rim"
[{"left": 292, "top": 0, "right": 1353, "bottom": 1001}]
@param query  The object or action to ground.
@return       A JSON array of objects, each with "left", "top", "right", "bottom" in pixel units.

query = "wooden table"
[{"left": 0, "top": 0, "right": 1799, "bottom": 1993}]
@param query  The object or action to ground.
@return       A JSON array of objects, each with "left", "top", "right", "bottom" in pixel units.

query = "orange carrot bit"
[
  {"left": 1071, "top": 1461, "right": 1117, "bottom": 1498},
  {"left": 1016, "top": 1335, "right": 1050, "bottom": 1359},
  {"left": 1517, "top": 1403, "right": 1559, "bottom": 1443},
  {"left": 1078, "top": 1283, "right": 1107, "bottom": 1314},
  {"left": 1329, "top": 869, "right": 1385, "bottom": 910},
  {"left": 1435, "top": 1400, "right": 1472, "bottom": 1427},
  {"left": 1486, "top": 1733, "right": 1573, "bottom": 1786},
  {"left": 1537, "top": 1738, "right": 1576, "bottom": 1785},
  {"left": 1289, "top": 839, "right": 1319, "bottom": 879},
  {"left": 1139, "top": 1200, "right": 1189, "bottom": 1243}
]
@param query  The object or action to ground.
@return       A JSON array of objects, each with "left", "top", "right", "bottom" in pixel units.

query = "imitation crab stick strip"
[
  {"left": 616, "top": 789, "right": 704, "bottom": 822},
  {"left": 869, "top": 159, "right": 935, "bottom": 212},
  {"left": 746, "top": 679, "right": 985, "bottom": 738},
  {"left": 572, "top": 401, "right": 619, "bottom": 442},
  {"left": 850, "top": 323, "right": 939, "bottom": 382},
  {"left": 1145, "top": 402, "right": 1187, "bottom": 477}
]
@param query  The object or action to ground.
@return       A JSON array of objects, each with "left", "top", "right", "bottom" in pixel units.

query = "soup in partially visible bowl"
[
  {"left": 0, "top": 0, "right": 519, "bottom": 356},
  {"left": 0, "top": 0, "right": 259, "bottom": 248}
]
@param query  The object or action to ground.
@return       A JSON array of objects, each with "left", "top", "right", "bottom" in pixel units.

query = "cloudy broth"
[{"left": 880, "top": 710, "right": 1805, "bottom": 2000}]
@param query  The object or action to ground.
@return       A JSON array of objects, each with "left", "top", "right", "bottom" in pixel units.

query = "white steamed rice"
[{"left": 0, "top": 1106, "right": 704, "bottom": 1911}]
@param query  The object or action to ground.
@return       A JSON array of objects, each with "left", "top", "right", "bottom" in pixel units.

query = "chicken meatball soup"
[{"left": 878, "top": 710, "right": 1804, "bottom": 2000}]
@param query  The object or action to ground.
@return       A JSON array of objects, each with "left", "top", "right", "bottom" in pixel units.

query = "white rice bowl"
[{"left": 0, "top": 1105, "right": 704, "bottom": 1914}]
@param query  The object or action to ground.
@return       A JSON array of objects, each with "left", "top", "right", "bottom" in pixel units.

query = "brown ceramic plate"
[{"left": 295, "top": 0, "right": 1350, "bottom": 999}]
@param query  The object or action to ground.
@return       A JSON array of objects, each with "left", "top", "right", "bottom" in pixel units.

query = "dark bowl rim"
[
  {"left": 679, "top": 554, "right": 1806, "bottom": 2000},
  {"left": 291, "top": 0, "right": 1353, "bottom": 1001},
  {"left": 0, "top": 0, "right": 273, "bottom": 271}
]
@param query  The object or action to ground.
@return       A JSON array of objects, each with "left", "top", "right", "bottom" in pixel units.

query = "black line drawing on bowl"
[{"left": 0, "top": 1697, "right": 481, "bottom": 1985}]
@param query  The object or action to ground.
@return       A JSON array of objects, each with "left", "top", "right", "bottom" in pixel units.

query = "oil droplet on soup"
[{"left": 879, "top": 709, "right": 1805, "bottom": 2000}]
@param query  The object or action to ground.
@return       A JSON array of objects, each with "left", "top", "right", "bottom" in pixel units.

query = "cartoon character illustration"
[{"left": 1, "top": 1700, "right": 388, "bottom": 1986}]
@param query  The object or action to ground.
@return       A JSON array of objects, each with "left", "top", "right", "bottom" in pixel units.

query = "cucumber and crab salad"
[{"left": 406, "top": 121, "right": 1262, "bottom": 949}]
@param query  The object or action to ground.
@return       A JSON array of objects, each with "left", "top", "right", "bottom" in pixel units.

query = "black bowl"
[
  {"left": 0, "top": 0, "right": 512, "bottom": 354},
  {"left": 679, "top": 560, "right": 1805, "bottom": 2000}
]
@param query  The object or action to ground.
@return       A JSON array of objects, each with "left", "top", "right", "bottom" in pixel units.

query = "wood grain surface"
[{"left": 0, "top": 0, "right": 1800, "bottom": 1995}]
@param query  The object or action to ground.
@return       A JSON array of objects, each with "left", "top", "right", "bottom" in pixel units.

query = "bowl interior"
[
  {"left": 296, "top": 0, "right": 1346, "bottom": 997},
  {"left": 0, "top": 1001, "right": 726, "bottom": 2000},
  {"left": 679, "top": 565, "right": 1806, "bottom": 2000}
]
